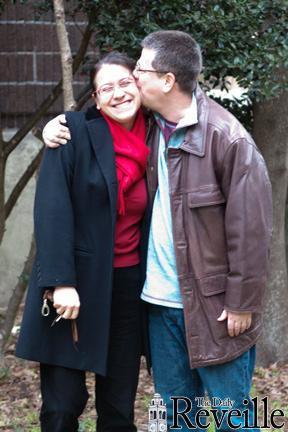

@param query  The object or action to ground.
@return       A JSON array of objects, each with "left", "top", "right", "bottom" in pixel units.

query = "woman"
[{"left": 16, "top": 52, "right": 149, "bottom": 432}]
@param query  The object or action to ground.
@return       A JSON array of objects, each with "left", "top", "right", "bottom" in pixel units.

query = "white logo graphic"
[{"left": 148, "top": 393, "right": 167, "bottom": 431}]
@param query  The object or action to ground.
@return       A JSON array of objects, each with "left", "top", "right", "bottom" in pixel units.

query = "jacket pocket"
[
  {"left": 198, "top": 274, "right": 228, "bottom": 340},
  {"left": 186, "top": 186, "right": 228, "bottom": 274},
  {"left": 187, "top": 185, "right": 225, "bottom": 208},
  {"left": 199, "top": 274, "right": 227, "bottom": 296}
]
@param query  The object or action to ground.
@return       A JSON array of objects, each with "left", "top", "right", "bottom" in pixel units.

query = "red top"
[{"left": 113, "top": 177, "right": 147, "bottom": 267}]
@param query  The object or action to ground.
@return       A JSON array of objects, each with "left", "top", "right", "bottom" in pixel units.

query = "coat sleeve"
[
  {"left": 34, "top": 117, "right": 77, "bottom": 289},
  {"left": 220, "top": 138, "right": 273, "bottom": 313}
]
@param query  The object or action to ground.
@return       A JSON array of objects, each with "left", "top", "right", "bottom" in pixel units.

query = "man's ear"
[{"left": 162, "top": 72, "right": 176, "bottom": 93}]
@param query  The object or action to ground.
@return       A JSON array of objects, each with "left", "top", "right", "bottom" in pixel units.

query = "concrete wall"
[{"left": 0, "top": 131, "right": 42, "bottom": 308}]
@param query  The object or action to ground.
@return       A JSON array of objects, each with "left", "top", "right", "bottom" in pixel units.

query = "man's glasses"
[
  {"left": 93, "top": 76, "right": 136, "bottom": 99},
  {"left": 134, "top": 62, "right": 169, "bottom": 74}
]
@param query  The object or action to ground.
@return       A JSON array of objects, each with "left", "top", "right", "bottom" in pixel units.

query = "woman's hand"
[
  {"left": 53, "top": 286, "right": 80, "bottom": 319},
  {"left": 42, "top": 114, "right": 71, "bottom": 148}
]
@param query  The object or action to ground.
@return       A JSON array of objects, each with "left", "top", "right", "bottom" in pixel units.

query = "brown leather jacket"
[{"left": 146, "top": 85, "right": 273, "bottom": 368}]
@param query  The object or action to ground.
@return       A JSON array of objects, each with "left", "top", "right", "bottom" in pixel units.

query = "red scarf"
[{"left": 101, "top": 109, "right": 149, "bottom": 215}]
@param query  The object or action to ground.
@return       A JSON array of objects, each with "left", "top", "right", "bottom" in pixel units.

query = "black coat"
[{"left": 16, "top": 107, "right": 149, "bottom": 375}]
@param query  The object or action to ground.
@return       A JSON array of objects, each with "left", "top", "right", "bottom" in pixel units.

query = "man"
[{"left": 43, "top": 31, "right": 272, "bottom": 431}]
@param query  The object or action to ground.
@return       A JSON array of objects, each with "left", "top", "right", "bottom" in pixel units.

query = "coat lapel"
[{"left": 86, "top": 116, "right": 118, "bottom": 215}]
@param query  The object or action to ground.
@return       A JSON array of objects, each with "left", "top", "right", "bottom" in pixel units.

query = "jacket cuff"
[
  {"left": 36, "top": 260, "right": 77, "bottom": 289},
  {"left": 37, "top": 278, "right": 77, "bottom": 289},
  {"left": 224, "top": 276, "right": 266, "bottom": 313}
]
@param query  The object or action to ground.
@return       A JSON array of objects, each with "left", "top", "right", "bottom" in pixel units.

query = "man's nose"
[{"left": 132, "top": 69, "right": 139, "bottom": 79}]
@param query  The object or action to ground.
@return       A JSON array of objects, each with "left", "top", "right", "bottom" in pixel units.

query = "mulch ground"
[{"left": 1, "top": 331, "right": 288, "bottom": 431}]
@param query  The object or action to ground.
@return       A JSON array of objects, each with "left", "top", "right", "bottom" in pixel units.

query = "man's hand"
[
  {"left": 217, "top": 309, "right": 252, "bottom": 337},
  {"left": 53, "top": 286, "right": 80, "bottom": 319},
  {"left": 42, "top": 114, "right": 71, "bottom": 148}
]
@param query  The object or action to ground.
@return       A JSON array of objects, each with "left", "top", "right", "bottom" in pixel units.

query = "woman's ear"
[{"left": 92, "top": 92, "right": 100, "bottom": 110}]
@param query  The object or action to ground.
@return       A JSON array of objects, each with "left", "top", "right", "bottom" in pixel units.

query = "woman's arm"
[
  {"left": 35, "top": 140, "right": 76, "bottom": 287},
  {"left": 40, "top": 112, "right": 86, "bottom": 319}
]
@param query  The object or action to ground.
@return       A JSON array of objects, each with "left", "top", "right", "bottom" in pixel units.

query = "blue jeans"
[{"left": 149, "top": 304, "right": 260, "bottom": 432}]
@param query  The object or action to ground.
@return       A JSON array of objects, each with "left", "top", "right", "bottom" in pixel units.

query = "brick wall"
[{"left": 0, "top": 0, "right": 96, "bottom": 128}]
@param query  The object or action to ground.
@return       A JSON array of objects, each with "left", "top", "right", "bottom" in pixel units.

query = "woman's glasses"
[{"left": 93, "top": 77, "right": 136, "bottom": 99}]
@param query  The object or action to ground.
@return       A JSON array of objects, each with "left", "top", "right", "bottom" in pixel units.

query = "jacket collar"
[
  {"left": 85, "top": 104, "right": 102, "bottom": 121},
  {"left": 179, "top": 84, "right": 209, "bottom": 157},
  {"left": 85, "top": 105, "right": 118, "bottom": 186}
]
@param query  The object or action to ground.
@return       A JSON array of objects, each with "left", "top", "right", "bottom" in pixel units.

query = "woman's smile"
[
  {"left": 94, "top": 64, "right": 141, "bottom": 129},
  {"left": 112, "top": 99, "right": 133, "bottom": 109}
]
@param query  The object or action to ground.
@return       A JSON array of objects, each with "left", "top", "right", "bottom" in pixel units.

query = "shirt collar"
[
  {"left": 176, "top": 94, "right": 198, "bottom": 129},
  {"left": 153, "top": 93, "right": 198, "bottom": 129}
]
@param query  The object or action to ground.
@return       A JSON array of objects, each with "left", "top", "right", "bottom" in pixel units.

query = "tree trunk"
[
  {"left": 286, "top": 197, "right": 288, "bottom": 274},
  {"left": 53, "top": 0, "right": 76, "bottom": 111},
  {"left": 0, "top": 132, "right": 7, "bottom": 243},
  {"left": 253, "top": 88, "right": 288, "bottom": 366},
  {"left": 0, "top": 160, "right": 5, "bottom": 244}
]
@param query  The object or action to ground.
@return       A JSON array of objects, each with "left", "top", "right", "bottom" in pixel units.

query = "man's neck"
[{"left": 156, "top": 91, "right": 193, "bottom": 123}]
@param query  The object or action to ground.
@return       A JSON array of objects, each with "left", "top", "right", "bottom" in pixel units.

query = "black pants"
[{"left": 40, "top": 265, "right": 142, "bottom": 432}]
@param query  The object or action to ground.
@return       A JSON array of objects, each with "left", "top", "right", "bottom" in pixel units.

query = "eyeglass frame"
[
  {"left": 92, "top": 76, "right": 136, "bottom": 98},
  {"left": 134, "top": 62, "right": 169, "bottom": 75}
]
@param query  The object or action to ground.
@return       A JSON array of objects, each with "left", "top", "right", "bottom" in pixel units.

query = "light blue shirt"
[{"left": 141, "top": 96, "right": 198, "bottom": 308}]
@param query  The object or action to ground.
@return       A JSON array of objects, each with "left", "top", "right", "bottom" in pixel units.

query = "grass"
[
  {"left": 79, "top": 417, "right": 96, "bottom": 431},
  {"left": 0, "top": 366, "right": 10, "bottom": 380},
  {"left": 3, "top": 415, "right": 96, "bottom": 432}
]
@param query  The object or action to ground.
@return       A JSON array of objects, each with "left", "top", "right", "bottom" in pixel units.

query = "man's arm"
[
  {"left": 218, "top": 139, "right": 272, "bottom": 337},
  {"left": 43, "top": 114, "right": 71, "bottom": 147}
]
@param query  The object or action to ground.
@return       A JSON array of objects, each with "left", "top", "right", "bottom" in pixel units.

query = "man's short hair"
[{"left": 141, "top": 30, "right": 202, "bottom": 95}]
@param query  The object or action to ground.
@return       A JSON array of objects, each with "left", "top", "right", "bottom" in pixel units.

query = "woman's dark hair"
[{"left": 91, "top": 51, "right": 136, "bottom": 90}]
